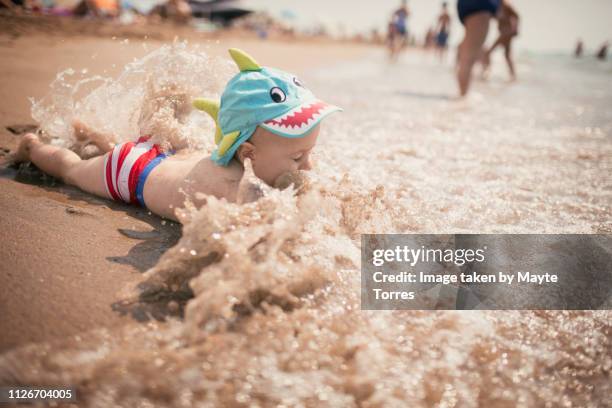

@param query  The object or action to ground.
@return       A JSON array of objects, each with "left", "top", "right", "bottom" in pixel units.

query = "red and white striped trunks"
[{"left": 103, "top": 136, "right": 170, "bottom": 207}]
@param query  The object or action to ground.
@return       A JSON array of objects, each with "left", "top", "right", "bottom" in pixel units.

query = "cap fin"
[
  {"left": 193, "top": 97, "right": 219, "bottom": 117},
  {"left": 217, "top": 130, "right": 241, "bottom": 157},
  {"left": 228, "top": 48, "right": 261, "bottom": 72},
  {"left": 193, "top": 98, "right": 223, "bottom": 144}
]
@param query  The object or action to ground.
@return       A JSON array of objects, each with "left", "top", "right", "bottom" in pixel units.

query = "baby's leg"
[
  {"left": 73, "top": 120, "right": 116, "bottom": 153},
  {"left": 15, "top": 133, "right": 109, "bottom": 199}
]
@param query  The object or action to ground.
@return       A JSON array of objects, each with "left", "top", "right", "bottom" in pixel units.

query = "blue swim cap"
[{"left": 193, "top": 49, "right": 342, "bottom": 166}]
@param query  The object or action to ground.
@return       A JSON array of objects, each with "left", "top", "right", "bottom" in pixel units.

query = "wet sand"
[{"left": 0, "top": 16, "right": 373, "bottom": 351}]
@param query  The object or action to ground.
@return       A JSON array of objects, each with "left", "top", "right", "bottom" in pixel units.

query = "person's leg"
[
  {"left": 504, "top": 39, "right": 516, "bottom": 80},
  {"left": 392, "top": 36, "right": 400, "bottom": 61},
  {"left": 480, "top": 35, "right": 500, "bottom": 78},
  {"left": 457, "top": 11, "right": 491, "bottom": 96},
  {"left": 14, "top": 133, "right": 110, "bottom": 199},
  {"left": 73, "top": 120, "right": 116, "bottom": 153},
  {"left": 486, "top": 36, "right": 502, "bottom": 57},
  {"left": 388, "top": 33, "right": 395, "bottom": 59},
  {"left": 387, "top": 25, "right": 396, "bottom": 59},
  {"left": 437, "top": 33, "right": 447, "bottom": 62},
  {"left": 438, "top": 42, "right": 447, "bottom": 63},
  {"left": 393, "top": 31, "right": 403, "bottom": 60},
  {"left": 400, "top": 32, "right": 408, "bottom": 52}
]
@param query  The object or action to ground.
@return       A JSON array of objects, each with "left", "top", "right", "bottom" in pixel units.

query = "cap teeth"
[{"left": 263, "top": 100, "right": 337, "bottom": 136}]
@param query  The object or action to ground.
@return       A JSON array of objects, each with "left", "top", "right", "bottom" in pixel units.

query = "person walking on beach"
[
  {"left": 435, "top": 2, "right": 451, "bottom": 61},
  {"left": 456, "top": 0, "right": 500, "bottom": 96},
  {"left": 72, "top": 0, "right": 119, "bottom": 18},
  {"left": 482, "top": 0, "right": 519, "bottom": 80},
  {"left": 388, "top": 0, "right": 410, "bottom": 61},
  {"left": 574, "top": 38, "right": 584, "bottom": 58}
]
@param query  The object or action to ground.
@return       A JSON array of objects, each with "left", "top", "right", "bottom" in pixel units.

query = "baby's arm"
[
  {"left": 273, "top": 170, "right": 310, "bottom": 194},
  {"left": 235, "top": 160, "right": 311, "bottom": 203}
]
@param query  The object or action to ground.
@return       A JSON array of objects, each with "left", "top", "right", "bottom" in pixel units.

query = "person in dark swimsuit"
[
  {"left": 435, "top": 2, "right": 451, "bottom": 61},
  {"left": 455, "top": 0, "right": 500, "bottom": 96},
  {"left": 457, "top": 0, "right": 499, "bottom": 24},
  {"left": 388, "top": 0, "right": 410, "bottom": 61}
]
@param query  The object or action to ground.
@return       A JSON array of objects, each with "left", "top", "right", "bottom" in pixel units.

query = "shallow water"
[{"left": 1, "top": 45, "right": 611, "bottom": 407}]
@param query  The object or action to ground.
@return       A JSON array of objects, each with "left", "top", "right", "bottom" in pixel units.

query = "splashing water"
[
  {"left": 31, "top": 42, "right": 233, "bottom": 153},
  {"left": 1, "top": 47, "right": 611, "bottom": 406}
]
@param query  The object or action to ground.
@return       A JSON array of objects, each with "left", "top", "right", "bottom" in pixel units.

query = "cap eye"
[
  {"left": 270, "top": 87, "right": 286, "bottom": 103},
  {"left": 293, "top": 77, "right": 304, "bottom": 87}
]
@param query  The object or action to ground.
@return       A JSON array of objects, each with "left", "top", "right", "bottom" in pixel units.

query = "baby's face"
[{"left": 246, "top": 125, "right": 320, "bottom": 186}]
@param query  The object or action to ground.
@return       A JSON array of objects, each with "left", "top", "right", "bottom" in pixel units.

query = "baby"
[{"left": 9, "top": 49, "right": 341, "bottom": 221}]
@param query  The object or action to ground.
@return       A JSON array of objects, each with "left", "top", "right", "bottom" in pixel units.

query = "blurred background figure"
[
  {"left": 482, "top": 0, "right": 519, "bottom": 81},
  {"left": 387, "top": 0, "right": 410, "bottom": 61},
  {"left": 0, "top": 0, "right": 20, "bottom": 12},
  {"left": 596, "top": 41, "right": 608, "bottom": 60},
  {"left": 73, "top": 0, "right": 119, "bottom": 18},
  {"left": 456, "top": 0, "right": 500, "bottom": 96},
  {"left": 150, "top": 0, "right": 192, "bottom": 24},
  {"left": 1, "top": 0, "right": 25, "bottom": 12},
  {"left": 574, "top": 38, "right": 584, "bottom": 58},
  {"left": 1, "top": 0, "right": 46, "bottom": 13},
  {"left": 166, "top": 0, "right": 191, "bottom": 24},
  {"left": 435, "top": 2, "right": 451, "bottom": 61}
]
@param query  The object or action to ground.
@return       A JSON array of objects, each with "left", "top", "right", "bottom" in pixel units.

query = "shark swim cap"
[{"left": 193, "top": 48, "right": 342, "bottom": 166}]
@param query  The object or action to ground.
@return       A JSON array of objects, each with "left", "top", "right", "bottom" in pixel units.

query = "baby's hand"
[
  {"left": 236, "top": 158, "right": 267, "bottom": 204},
  {"left": 273, "top": 170, "right": 310, "bottom": 194}
]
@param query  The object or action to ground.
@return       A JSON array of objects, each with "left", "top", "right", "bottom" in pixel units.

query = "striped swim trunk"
[{"left": 104, "top": 136, "right": 170, "bottom": 207}]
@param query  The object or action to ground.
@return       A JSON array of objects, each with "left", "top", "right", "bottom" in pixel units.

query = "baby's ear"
[{"left": 236, "top": 141, "right": 256, "bottom": 163}]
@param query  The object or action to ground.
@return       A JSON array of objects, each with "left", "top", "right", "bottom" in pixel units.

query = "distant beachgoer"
[
  {"left": 435, "top": 2, "right": 451, "bottom": 61},
  {"left": 388, "top": 0, "right": 410, "bottom": 60},
  {"left": 1, "top": 0, "right": 39, "bottom": 12},
  {"left": 574, "top": 39, "right": 584, "bottom": 58},
  {"left": 482, "top": 0, "right": 519, "bottom": 80},
  {"left": 7, "top": 49, "right": 342, "bottom": 222},
  {"left": 149, "top": 0, "right": 191, "bottom": 24},
  {"left": 166, "top": 0, "right": 191, "bottom": 23},
  {"left": 73, "top": 0, "right": 119, "bottom": 18},
  {"left": 596, "top": 42, "right": 609, "bottom": 60},
  {"left": 0, "top": 0, "right": 48, "bottom": 14},
  {"left": 0, "top": 0, "right": 20, "bottom": 11},
  {"left": 456, "top": 0, "right": 500, "bottom": 96}
]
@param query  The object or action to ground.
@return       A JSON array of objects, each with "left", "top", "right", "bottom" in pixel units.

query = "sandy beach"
[
  {"left": 0, "top": 10, "right": 610, "bottom": 407},
  {"left": 0, "top": 14, "right": 372, "bottom": 351}
]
